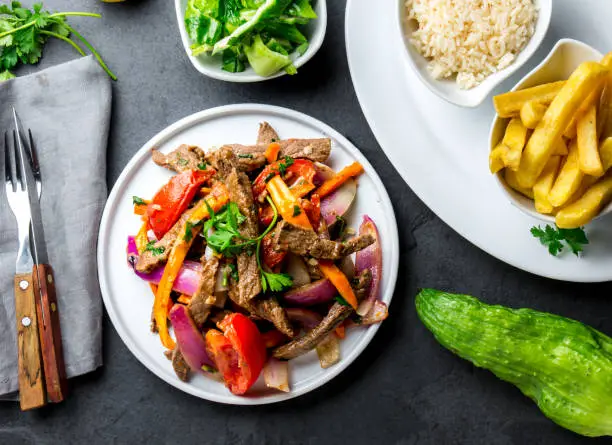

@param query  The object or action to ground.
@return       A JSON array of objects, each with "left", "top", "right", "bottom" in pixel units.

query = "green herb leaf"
[
  {"left": 132, "top": 196, "right": 147, "bottom": 206},
  {"left": 260, "top": 270, "right": 293, "bottom": 293},
  {"left": 335, "top": 295, "right": 350, "bottom": 307},
  {"left": 238, "top": 153, "right": 254, "bottom": 159},
  {"left": 197, "top": 161, "right": 208, "bottom": 170},
  {"left": 145, "top": 241, "right": 165, "bottom": 256},
  {"left": 530, "top": 225, "right": 588, "bottom": 257},
  {"left": 292, "top": 204, "right": 301, "bottom": 217},
  {"left": 278, "top": 155, "right": 294, "bottom": 176}
]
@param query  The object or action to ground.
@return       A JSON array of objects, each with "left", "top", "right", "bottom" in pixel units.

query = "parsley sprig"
[
  {"left": 201, "top": 196, "right": 293, "bottom": 292},
  {"left": 0, "top": 2, "right": 116, "bottom": 81},
  {"left": 530, "top": 224, "right": 589, "bottom": 257}
]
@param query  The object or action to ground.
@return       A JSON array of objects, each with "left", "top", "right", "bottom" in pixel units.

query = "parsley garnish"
[
  {"left": 201, "top": 196, "right": 292, "bottom": 293},
  {"left": 292, "top": 205, "right": 301, "bottom": 217},
  {"left": 222, "top": 263, "right": 239, "bottom": 286},
  {"left": 278, "top": 156, "right": 294, "bottom": 176},
  {"left": 238, "top": 153, "right": 254, "bottom": 159},
  {"left": 530, "top": 225, "right": 589, "bottom": 257},
  {"left": 264, "top": 172, "right": 276, "bottom": 183},
  {"left": 177, "top": 156, "right": 189, "bottom": 167},
  {"left": 145, "top": 241, "right": 165, "bottom": 256},
  {"left": 0, "top": 2, "right": 116, "bottom": 81},
  {"left": 271, "top": 138, "right": 277, "bottom": 142},
  {"left": 132, "top": 196, "right": 147, "bottom": 206},
  {"left": 197, "top": 162, "right": 207, "bottom": 170}
]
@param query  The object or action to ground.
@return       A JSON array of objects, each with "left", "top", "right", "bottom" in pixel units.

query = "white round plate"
[
  {"left": 346, "top": 0, "right": 612, "bottom": 282},
  {"left": 97, "top": 104, "right": 399, "bottom": 404}
]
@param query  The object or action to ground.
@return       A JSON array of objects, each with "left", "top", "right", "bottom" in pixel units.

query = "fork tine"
[
  {"left": 27, "top": 129, "right": 40, "bottom": 179},
  {"left": 4, "top": 131, "right": 17, "bottom": 192},
  {"left": 12, "top": 130, "right": 24, "bottom": 191}
]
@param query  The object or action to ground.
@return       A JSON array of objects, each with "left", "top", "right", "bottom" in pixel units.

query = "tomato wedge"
[
  {"left": 252, "top": 158, "right": 316, "bottom": 202},
  {"left": 205, "top": 313, "right": 266, "bottom": 395},
  {"left": 262, "top": 232, "right": 287, "bottom": 268},
  {"left": 147, "top": 169, "right": 214, "bottom": 239}
]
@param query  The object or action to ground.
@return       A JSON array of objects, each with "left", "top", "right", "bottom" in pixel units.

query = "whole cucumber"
[{"left": 415, "top": 289, "right": 612, "bottom": 437}]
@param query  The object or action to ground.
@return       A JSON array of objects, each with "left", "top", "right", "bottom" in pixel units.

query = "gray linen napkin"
[{"left": 0, "top": 55, "right": 111, "bottom": 398}]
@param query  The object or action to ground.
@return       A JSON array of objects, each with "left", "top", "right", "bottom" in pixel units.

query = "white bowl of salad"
[{"left": 175, "top": 0, "right": 327, "bottom": 82}]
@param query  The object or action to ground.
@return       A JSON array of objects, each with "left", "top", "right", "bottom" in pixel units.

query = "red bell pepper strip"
[
  {"left": 147, "top": 169, "right": 215, "bottom": 239},
  {"left": 302, "top": 194, "right": 321, "bottom": 231},
  {"left": 205, "top": 313, "right": 267, "bottom": 395},
  {"left": 252, "top": 158, "right": 316, "bottom": 202}
]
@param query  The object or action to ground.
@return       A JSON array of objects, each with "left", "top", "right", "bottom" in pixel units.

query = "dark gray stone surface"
[{"left": 1, "top": 0, "right": 612, "bottom": 444}]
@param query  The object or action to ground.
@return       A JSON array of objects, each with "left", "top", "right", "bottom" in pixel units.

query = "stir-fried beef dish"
[{"left": 126, "top": 122, "right": 388, "bottom": 396}]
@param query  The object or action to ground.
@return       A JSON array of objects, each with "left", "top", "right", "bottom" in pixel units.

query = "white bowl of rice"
[{"left": 398, "top": 0, "right": 552, "bottom": 108}]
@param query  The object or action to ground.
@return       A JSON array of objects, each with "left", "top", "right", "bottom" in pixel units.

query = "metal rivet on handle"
[
  {"left": 47, "top": 274, "right": 53, "bottom": 284},
  {"left": 21, "top": 316, "right": 31, "bottom": 327},
  {"left": 51, "top": 302, "right": 57, "bottom": 312},
  {"left": 19, "top": 280, "right": 28, "bottom": 290}
]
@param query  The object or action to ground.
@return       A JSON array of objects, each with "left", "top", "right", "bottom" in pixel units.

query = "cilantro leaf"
[
  {"left": 145, "top": 241, "right": 165, "bottom": 256},
  {"left": 197, "top": 161, "right": 208, "bottom": 170},
  {"left": 260, "top": 270, "right": 293, "bottom": 293},
  {"left": 132, "top": 196, "right": 147, "bottom": 206},
  {"left": 335, "top": 295, "right": 350, "bottom": 306},
  {"left": 530, "top": 225, "right": 588, "bottom": 257},
  {"left": 278, "top": 155, "right": 294, "bottom": 176}
]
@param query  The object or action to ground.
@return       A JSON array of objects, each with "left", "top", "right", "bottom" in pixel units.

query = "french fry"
[
  {"left": 493, "top": 81, "right": 566, "bottom": 118},
  {"left": 520, "top": 101, "right": 547, "bottom": 129},
  {"left": 502, "top": 118, "right": 528, "bottom": 171},
  {"left": 601, "top": 51, "right": 612, "bottom": 68},
  {"left": 556, "top": 172, "right": 612, "bottom": 228},
  {"left": 553, "top": 137, "right": 569, "bottom": 156},
  {"left": 533, "top": 156, "right": 561, "bottom": 214},
  {"left": 489, "top": 143, "right": 509, "bottom": 174},
  {"left": 597, "top": 85, "right": 611, "bottom": 138},
  {"left": 515, "top": 62, "right": 609, "bottom": 188},
  {"left": 548, "top": 141, "right": 585, "bottom": 207},
  {"left": 577, "top": 104, "right": 604, "bottom": 176},
  {"left": 505, "top": 169, "right": 534, "bottom": 199},
  {"left": 600, "top": 137, "right": 612, "bottom": 172}
]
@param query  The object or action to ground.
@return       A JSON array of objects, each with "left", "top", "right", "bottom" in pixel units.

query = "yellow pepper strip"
[
  {"left": 516, "top": 62, "right": 609, "bottom": 188},
  {"left": 556, "top": 172, "right": 612, "bottom": 228},
  {"left": 318, "top": 260, "right": 358, "bottom": 310},
  {"left": 154, "top": 182, "right": 230, "bottom": 349},
  {"left": 266, "top": 175, "right": 313, "bottom": 230}
]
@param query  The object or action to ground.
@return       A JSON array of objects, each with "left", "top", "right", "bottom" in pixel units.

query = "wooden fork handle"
[
  {"left": 14, "top": 273, "right": 46, "bottom": 410},
  {"left": 33, "top": 264, "right": 68, "bottom": 403}
]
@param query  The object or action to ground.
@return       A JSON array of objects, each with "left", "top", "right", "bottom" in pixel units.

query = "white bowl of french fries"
[{"left": 489, "top": 38, "right": 612, "bottom": 229}]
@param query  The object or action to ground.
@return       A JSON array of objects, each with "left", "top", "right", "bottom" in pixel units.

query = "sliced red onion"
[
  {"left": 360, "top": 300, "right": 388, "bottom": 325},
  {"left": 263, "top": 358, "right": 290, "bottom": 392},
  {"left": 283, "top": 279, "right": 337, "bottom": 306},
  {"left": 320, "top": 179, "right": 357, "bottom": 226},
  {"left": 314, "top": 162, "right": 335, "bottom": 184},
  {"left": 286, "top": 307, "right": 322, "bottom": 330},
  {"left": 316, "top": 334, "right": 340, "bottom": 369},
  {"left": 127, "top": 236, "right": 202, "bottom": 296},
  {"left": 169, "top": 304, "right": 215, "bottom": 371},
  {"left": 355, "top": 216, "right": 383, "bottom": 316},
  {"left": 285, "top": 254, "right": 311, "bottom": 288}
]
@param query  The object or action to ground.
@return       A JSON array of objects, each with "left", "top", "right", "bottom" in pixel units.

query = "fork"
[{"left": 4, "top": 131, "right": 46, "bottom": 410}]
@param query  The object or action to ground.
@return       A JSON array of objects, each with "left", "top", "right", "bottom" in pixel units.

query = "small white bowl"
[
  {"left": 397, "top": 0, "right": 552, "bottom": 108},
  {"left": 489, "top": 38, "right": 612, "bottom": 224},
  {"left": 174, "top": 0, "right": 327, "bottom": 82}
]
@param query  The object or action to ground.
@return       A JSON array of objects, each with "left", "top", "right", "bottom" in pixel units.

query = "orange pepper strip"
[
  {"left": 264, "top": 142, "right": 281, "bottom": 164},
  {"left": 315, "top": 162, "right": 364, "bottom": 198},
  {"left": 266, "top": 176, "right": 313, "bottom": 230},
  {"left": 177, "top": 295, "right": 191, "bottom": 305},
  {"left": 318, "top": 260, "right": 358, "bottom": 310},
  {"left": 335, "top": 324, "right": 346, "bottom": 339},
  {"left": 154, "top": 182, "right": 230, "bottom": 349},
  {"left": 134, "top": 203, "right": 149, "bottom": 216}
]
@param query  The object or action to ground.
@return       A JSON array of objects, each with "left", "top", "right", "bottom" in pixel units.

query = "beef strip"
[
  {"left": 272, "top": 221, "right": 375, "bottom": 260},
  {"left": 273, "top": 270, "right": 372, "bottom": 360},
  {"left": 250, "top": 298, "right": 295, "bottom": 337},
  {"left": 257, "top": 122, "right": 280, "bottom": 145},
  {"left": 188, "top": 257, "right": 220, "bottom": 327},
  {"left": 151, "top": 144, "right": 205, "bottom": 173},
  {"left": 135, "top": 213, "right": 189, "bottom": 273},
  {"left": 208, "top": 138, "right": 332, "bottom": 172},
  {"left": 170, "top": 348, "right": 190, "bottom": 382}
]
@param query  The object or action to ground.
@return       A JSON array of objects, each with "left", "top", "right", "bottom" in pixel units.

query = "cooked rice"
[{"left": 406, "top": 0, "right": 538, "bottom": 90}]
